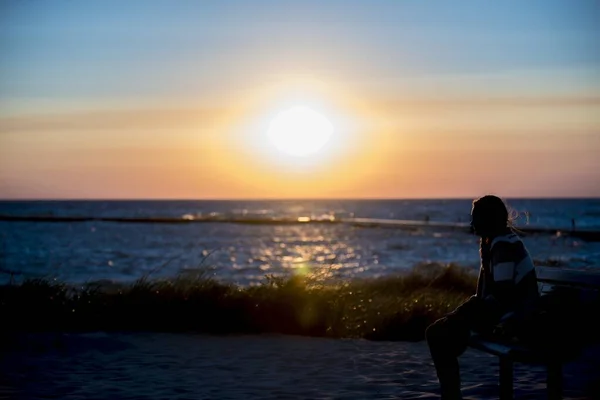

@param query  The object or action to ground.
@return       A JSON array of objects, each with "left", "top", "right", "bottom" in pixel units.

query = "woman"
[{"left": 426, "top": 195, "right": 540, "bottom": 400}]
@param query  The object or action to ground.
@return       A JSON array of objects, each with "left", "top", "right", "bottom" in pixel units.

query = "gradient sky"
[{"left": 1, "top": 0, "right": 599, "bottom": 199}]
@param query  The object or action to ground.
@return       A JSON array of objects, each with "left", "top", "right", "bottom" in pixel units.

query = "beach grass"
[{"left": 0, "top": 262, "right": 477, "bottom": 341}]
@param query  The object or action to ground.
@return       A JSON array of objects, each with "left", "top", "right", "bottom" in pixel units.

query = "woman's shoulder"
[
  {"left": 490, "top": 232, "right": 522, "bottom": 250},
  {"left": 489, "top": 232, "right": 532, "bottom": 265}
]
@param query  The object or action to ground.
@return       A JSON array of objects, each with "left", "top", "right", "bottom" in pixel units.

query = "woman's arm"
[{"left": 489, "top": 239, "right": 539, "bottom": 331}]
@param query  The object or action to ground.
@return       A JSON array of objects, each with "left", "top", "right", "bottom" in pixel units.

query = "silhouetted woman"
[{"left": 426, "top": 195, "right": 539, "bottom": 400}]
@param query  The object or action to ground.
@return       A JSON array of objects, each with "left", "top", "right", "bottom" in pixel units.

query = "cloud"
[{"left": 0, "top": 106, "right": 232, "bottom": 133}]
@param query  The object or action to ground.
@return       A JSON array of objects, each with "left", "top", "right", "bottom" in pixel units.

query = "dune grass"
[{"left": 0, "top": 262, "right": 477, "bottom": 341}]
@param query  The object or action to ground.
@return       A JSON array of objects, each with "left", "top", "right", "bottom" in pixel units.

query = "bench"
[{"left": 468, "top": 266, "right": 600, "bottom": 400}]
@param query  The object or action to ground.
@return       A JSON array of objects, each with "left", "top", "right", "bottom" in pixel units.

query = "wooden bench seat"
[
  {"left": 468, "top": 265, "right": 600, "bottom": 400},
  {"left": 469, "top": 334, "right": 582, "bottom": 365}
]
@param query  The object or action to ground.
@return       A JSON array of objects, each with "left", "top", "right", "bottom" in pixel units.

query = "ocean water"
[{"left": 1, "top": 199, "right": 599, "bottom": 285}]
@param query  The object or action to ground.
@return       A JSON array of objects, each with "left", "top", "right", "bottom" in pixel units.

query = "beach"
[
  {"left": 2, "top": 332, "right": 598, "bottom": 399},
  {"left": 2, "top": 200, "right": 600, "bottom": 399}
]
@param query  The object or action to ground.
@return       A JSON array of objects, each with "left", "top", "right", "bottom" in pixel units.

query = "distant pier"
[{"left": 1, "top": 214, "right": 599, "bottom": 242}]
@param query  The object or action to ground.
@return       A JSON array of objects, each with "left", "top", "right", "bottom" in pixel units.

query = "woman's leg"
[
  {"left": 426, "top": 296, "right": 491, "bottom": 399},
  {"left": 426, "top": 315, "right": 469, "bottom": 399}
]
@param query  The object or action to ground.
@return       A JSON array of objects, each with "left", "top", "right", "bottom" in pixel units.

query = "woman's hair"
[
  {"left": 472, "top": 195, "right": 510, "bottom": 233},
  {"left": 473, "top": 195, "right": 520, "bottom": 258},
  {"left": 473, "top": 195, "right": 517, "bottom": 267}
]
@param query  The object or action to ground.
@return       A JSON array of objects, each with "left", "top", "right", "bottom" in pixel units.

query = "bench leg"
[
  {"left": 499, "top": 356, "right": 514, "bottom": 400},
  {"left": 547, "top": 362, "right": 562, "bottom": 400}
]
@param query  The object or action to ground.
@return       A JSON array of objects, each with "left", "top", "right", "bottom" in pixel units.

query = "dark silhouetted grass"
[{"left": 0, "top": 262, "right": 477, "bottom": 341}]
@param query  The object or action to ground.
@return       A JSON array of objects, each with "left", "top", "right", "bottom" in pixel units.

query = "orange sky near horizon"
[{"left": 2, "top": 82, "right": 599, "bottom": 199}]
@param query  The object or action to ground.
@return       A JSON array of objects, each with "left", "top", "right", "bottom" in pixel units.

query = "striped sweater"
[{"left": 476, "top": 232, "right": 540, "bottom": 322}]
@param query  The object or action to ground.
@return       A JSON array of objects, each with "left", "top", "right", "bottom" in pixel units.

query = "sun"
[{"left": 266, "top": 106, "right": 334, "bottom": 157}]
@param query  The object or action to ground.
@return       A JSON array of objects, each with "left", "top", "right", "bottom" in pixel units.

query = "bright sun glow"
[{"left": 267, "top": 106, "right": 334, "bottom": 157}]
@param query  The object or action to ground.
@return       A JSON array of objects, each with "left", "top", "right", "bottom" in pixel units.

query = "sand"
[{"left": 1, "top": 332, "right": 598, "bottom": 399}]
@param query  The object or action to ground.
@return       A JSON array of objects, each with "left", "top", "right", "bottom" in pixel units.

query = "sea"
[{"left": 1, "top": 199, "right": 599, "bottom": 286}]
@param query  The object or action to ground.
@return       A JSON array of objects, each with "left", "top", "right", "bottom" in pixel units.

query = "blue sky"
[{"left": 2, "top": 0, "right": 598, "bottom": 108}]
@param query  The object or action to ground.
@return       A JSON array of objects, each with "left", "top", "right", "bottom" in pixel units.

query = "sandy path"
[{"left": 1, "top": 333, "right": 598, "bottom": 399}]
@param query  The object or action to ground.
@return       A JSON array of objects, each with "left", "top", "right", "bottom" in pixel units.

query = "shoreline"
[{"left": 2, "top": 214, "right": 599, "bottom": 242}]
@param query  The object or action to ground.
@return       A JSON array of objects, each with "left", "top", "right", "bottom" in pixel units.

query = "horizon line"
[{"left": 1, "top": 196, "right": 599, "bottom": 202}]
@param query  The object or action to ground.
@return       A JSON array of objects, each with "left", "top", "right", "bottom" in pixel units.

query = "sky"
[{"left": 1, "top": 0, "right": 599, "bottom": 199}]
